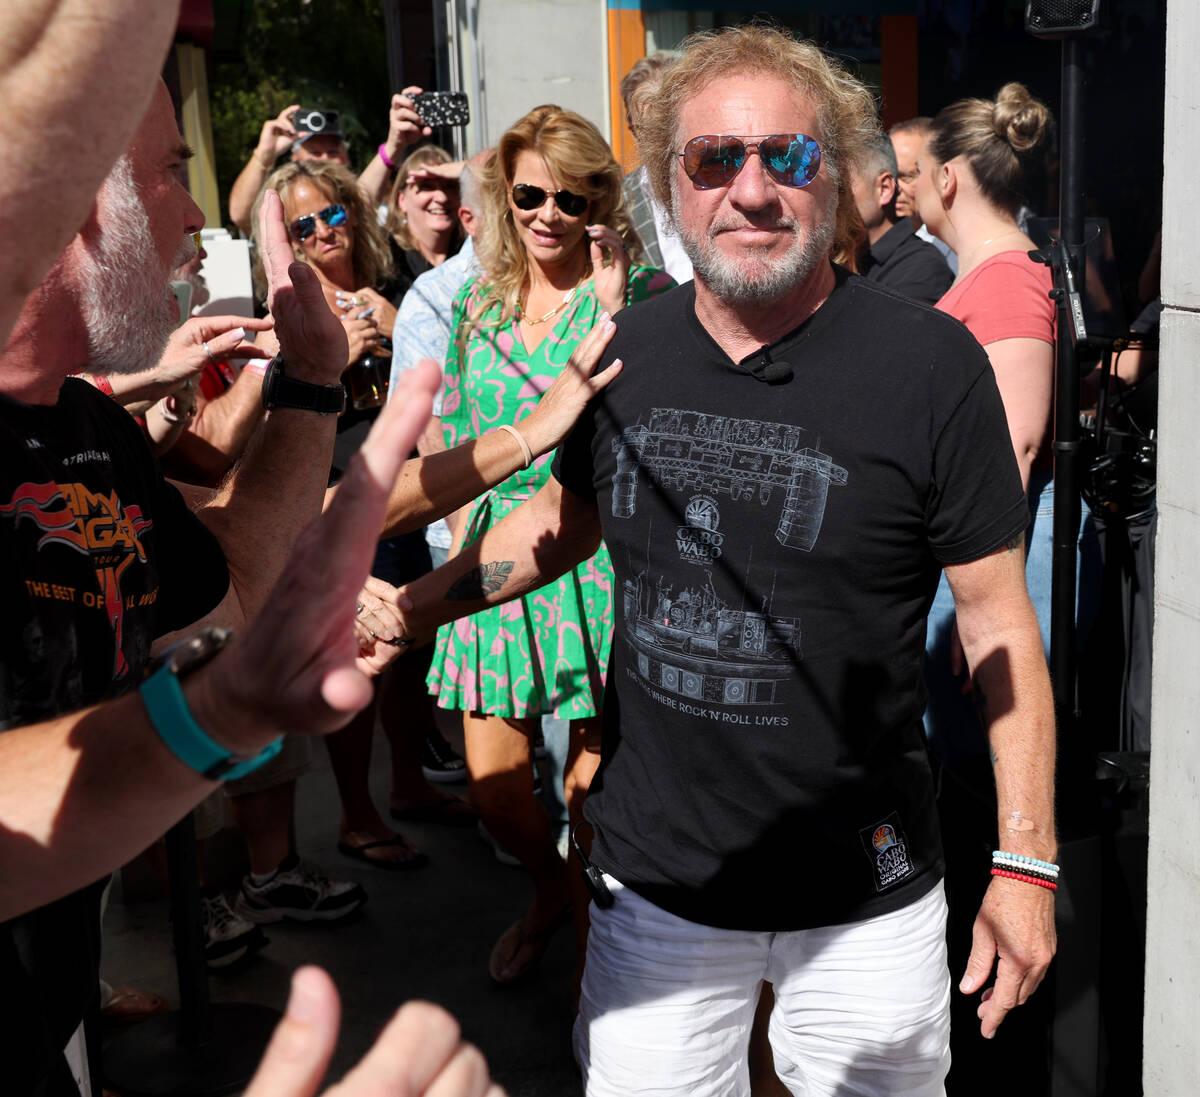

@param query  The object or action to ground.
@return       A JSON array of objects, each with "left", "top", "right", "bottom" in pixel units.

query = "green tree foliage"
[{"left": 210, "top": 0, "right": 391, "bottom": 229}]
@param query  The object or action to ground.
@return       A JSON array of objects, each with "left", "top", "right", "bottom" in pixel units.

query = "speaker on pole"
[{"left": 1025, "top": 0, "right": 1104, "bottom": 39}]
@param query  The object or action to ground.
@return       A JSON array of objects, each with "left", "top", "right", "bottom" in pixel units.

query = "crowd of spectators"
[{"left": 0, "top": 5, "right": 1162, "bottom": 1096}]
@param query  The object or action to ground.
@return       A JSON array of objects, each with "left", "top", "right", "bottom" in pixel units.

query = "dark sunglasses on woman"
[
  {"left": 679, "top": 133, "right": 822, "bottom": 190},
  {"left": 289, "top": 203, "right": 348, "bottom": 241},
  {"left": 511, "top": 183, "right": 588, "bottom": 218}
]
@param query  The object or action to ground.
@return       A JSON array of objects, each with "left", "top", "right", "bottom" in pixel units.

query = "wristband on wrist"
[
  {"left": 496, "top": 423, "right": 533, "bottom": 469},
  {"left": 139, "top": 629, "right": 283, "bottom": 781},
  {"left": 378, "top": 143, "right": 397, "bottom": 171},
  {"left": 91, "top": 374, "right": 115, "bottom": 397}
]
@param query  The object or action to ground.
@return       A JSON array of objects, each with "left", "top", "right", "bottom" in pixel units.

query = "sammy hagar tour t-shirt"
[{"left": 553, "top": 270, "right": 1027, "bottom": 931}]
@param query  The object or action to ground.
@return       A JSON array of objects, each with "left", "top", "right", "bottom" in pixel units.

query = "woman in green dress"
[{"left": 429, "top": 104, "right": 674, "bottom": 985}]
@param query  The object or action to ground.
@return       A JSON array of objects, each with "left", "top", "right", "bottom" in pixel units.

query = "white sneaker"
[
  {"left": 235, "top": 855, "right": 367, "bottom": 924},
  {"left": 201, "top": 892, "right": 267, "bottom": 969}
]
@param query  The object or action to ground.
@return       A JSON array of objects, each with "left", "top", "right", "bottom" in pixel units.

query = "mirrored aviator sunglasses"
[
  {"left": 511, "top": 183, "right": 589, "bottom": 218},
  {"left": 289, "top": 203, "right": 348, "bottom": 241},
  {"left": 680, "top": 134, "right": 822, "bottom": 190}
]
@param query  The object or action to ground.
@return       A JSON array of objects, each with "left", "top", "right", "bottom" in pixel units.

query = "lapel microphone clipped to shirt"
[{"left": 744, "top": 344, "right": 795, "bottom": 384}]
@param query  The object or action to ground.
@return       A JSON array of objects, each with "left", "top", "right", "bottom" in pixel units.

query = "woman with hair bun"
[
  {"left": 915, "top": 83, "right": 1063, "bottom": 761},
  {"left": 429, "top": 103, "right": 673, "bottom": 986}
]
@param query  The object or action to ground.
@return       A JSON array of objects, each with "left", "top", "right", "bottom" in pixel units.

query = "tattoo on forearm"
[
  {"left": 445, "top": 561, "right": 514, "bottom": 601},
  {"left": 989, "top": 745, "right": 999, "bottom": 769},
  {"left": 1004, "top": 535, "right": 1024, "bottom": 553}
]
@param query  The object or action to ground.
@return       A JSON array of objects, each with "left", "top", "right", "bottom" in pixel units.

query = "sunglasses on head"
[
  {"left": 679, "top": 133, "right": 822, "bottom": 190},
  {"left": 289, "top": 203, "right": 348, "bottom": 241},
  {"left": 511, "top": 183, "right": 588, "bottom": 218}
]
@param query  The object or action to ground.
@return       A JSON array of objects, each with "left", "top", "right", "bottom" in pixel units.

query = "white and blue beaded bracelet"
[{"left": 992, "top": 850, "right": 1059, "bottom": 876}]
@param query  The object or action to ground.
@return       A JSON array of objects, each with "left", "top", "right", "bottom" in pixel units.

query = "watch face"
[
  {"left": 166, "top": 627, "right": 233, "bottom": 676},
  {"left": 261, "top": 355, "right": 282, "bottom": 410}
]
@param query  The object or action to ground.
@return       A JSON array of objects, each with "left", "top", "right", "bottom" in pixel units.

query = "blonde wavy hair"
[
  {"left": 250, "top": 160, "right": 394, "bottom": 302},
  {"left": 386, "top": 144, "right": 464, "bottom": 254},
  {"left": 471, "top": 104, "right": 644, "bottom": 328},
  {"left": 638, "top": 23, "right": 882, "bottom": 270}
]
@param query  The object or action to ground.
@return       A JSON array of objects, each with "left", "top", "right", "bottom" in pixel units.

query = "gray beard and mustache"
[
  {"left": 78, "top": 154, "right": 196, "bottom": 375},
  {"left": 670, "top": 176, "right": 836, "bottom": 306}
]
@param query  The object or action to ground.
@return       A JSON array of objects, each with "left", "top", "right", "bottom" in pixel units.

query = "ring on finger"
[
  {"left": 203, "top": 340, "right": 216, "bottom": 364},
  {"left": 355, "top": 602, "right": 364, "bottom": 615}
]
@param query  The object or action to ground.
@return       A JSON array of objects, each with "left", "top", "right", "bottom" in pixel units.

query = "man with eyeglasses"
[
  {"left": 889, "top": 116, "right": 958, "bottom": 275},
  {"left": 0, "top": 68, "right": 439, "bottom": 1091},
  {"left": 848, "top": 133, "right": 953, "bottom": 304},
  {"left": 391, "top": 25, "right": 1057, "bottom": 1096}
]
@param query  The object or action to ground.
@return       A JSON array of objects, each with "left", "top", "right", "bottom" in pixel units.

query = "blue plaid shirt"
[
  {"left": 389, "top": 236, "right": 479, "bottom": 416},
  {"left": 389, "top": 237, "right": 478, "bottom": 551}
]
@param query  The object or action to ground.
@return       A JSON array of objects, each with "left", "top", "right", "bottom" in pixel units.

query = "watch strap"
[
  {"left": 262, "top": 355, "right": 346, "bottom": 415},
  {"left": 140, "top": 664, "right": 284, "bottom": 781}
]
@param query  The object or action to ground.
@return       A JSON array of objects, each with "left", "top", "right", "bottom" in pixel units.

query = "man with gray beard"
[
  {"left": 0, "top": 79, "right": 380, "bottom": 1094},
  {"left": 392, "top": 25, "right": 1058, "bottom": 1096}
]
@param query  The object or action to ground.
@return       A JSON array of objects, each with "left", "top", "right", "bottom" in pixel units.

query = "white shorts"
[{"left": 573, "top": 877, "right": 950, "bottom": 1097}]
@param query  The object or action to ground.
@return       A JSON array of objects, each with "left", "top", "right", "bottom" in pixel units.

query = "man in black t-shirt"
[
  {"left": 849, "top": 133, "right": 953, "bottom": 304},
  {"left": 396, "top": 26, "right": 1058, "bottom": 1097},
  {"left": 0, "top": 77, "right": 424, "bottom": 1096}
]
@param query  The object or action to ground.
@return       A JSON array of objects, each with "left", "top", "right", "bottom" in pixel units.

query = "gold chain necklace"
[
  {"left": 517, "top": 287, "right": 576, "bottom": 326},
  {"left": 517, "top": 271, "right": 588, "bottom": 326}
]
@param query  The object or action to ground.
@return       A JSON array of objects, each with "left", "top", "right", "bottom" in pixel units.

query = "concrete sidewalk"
[{"left": 101, "top": 730, "right": 581, "bottom": 1096}]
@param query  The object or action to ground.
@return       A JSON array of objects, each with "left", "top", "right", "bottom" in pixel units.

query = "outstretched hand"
[
  {"left": 960, "top": 877, "right": 1056, "bottom": 1038},
  {"left": 519, "top": 314, "right": 622, "bottom": 456},
  {"left": 160, "top": 314, "right": 273, "bottom": 386},
  {"left": 193, "top": 360, "right": 440, "bottom": 749},
  {"left": 243, "top": 966, "right": 503, "bottom": 1097},
  {"left": 101, "top": 315, "right": 273, "bottom": 407},
  {"left": 258, "top": 189, "right": 347, "bottom": 384}
]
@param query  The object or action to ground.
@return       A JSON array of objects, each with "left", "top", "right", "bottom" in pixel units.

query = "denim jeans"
[{"left": 923, "top": 470, "right": 1100, "bottom": 764}]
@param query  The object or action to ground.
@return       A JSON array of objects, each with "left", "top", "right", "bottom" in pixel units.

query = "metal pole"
[{"left": 1051, "top": 36, "right": 1085, "bottom": 736}]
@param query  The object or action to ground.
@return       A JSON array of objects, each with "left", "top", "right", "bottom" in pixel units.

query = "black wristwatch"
[{"left": 261, "top": 354, "right": 346, "bottom": 415}]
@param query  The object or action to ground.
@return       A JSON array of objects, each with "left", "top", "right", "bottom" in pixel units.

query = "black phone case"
[{"left": 412, "top": 91, "right": 470, "bottom": 128}]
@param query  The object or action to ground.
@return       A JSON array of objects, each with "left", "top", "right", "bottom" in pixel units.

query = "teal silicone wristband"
[{"left": 139, "top": 663, "right": 283, "bottom": 781}]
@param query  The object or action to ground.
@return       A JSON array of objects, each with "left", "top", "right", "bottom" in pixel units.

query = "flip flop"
[
  {"left": 337, "top": 836, "right": 429, "bottom": 871},
  {"left": 389, "top": 796, "right": 477, "bottom": 828},
  {"left": 101, "top": 985, "right": 168, "bottom": 1026},
  {"left": 487, "top": 905, "right": 571, "bottom": 986}
]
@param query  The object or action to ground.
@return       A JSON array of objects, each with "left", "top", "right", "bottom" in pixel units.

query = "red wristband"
[
  {"left": 991, "top": 867, "right": 1058, "bottom": 892},
  {"left": 378, "top": 143, "right": 396, "bottom": 171},
  {"left": 92, "top": 374, "right": 114, "bottom": 397}
]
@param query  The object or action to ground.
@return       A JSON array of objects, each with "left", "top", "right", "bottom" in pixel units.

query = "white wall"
[
  {"left": 472, "top": 0, "right": 610, "bottom": 143},
  {"left": 1143, "top": 1, "right": 1200, "bottom": 1092}
]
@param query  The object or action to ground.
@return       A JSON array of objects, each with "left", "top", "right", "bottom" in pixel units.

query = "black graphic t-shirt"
[
  {"left": 0, "top": 377, "right": 228, "bottom": 1094},
  {"left": 554, "top": 270, "right": 1027, "bottom": 931}
]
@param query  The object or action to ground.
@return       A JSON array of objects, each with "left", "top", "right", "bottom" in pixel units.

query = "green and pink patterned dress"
[{"left": 428, "top": 266, "right": 674, "bottom": 719}]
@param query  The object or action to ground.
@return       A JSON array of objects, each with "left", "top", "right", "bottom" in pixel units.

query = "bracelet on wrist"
[
  {"left": 992, "top": 850, "right": 1059, "bottom": 876},
  {"left": 496, "top": 422, "right": 533, "bottom": 469},
  {"left": 378, "top": 143, "right": 397, "bottom": 171},
  {"left": 991, "top": 867, "right": 1058, "bottom": 892},
  {"left": 91, "top": 374, "right": 115, "bottom": 397}
]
